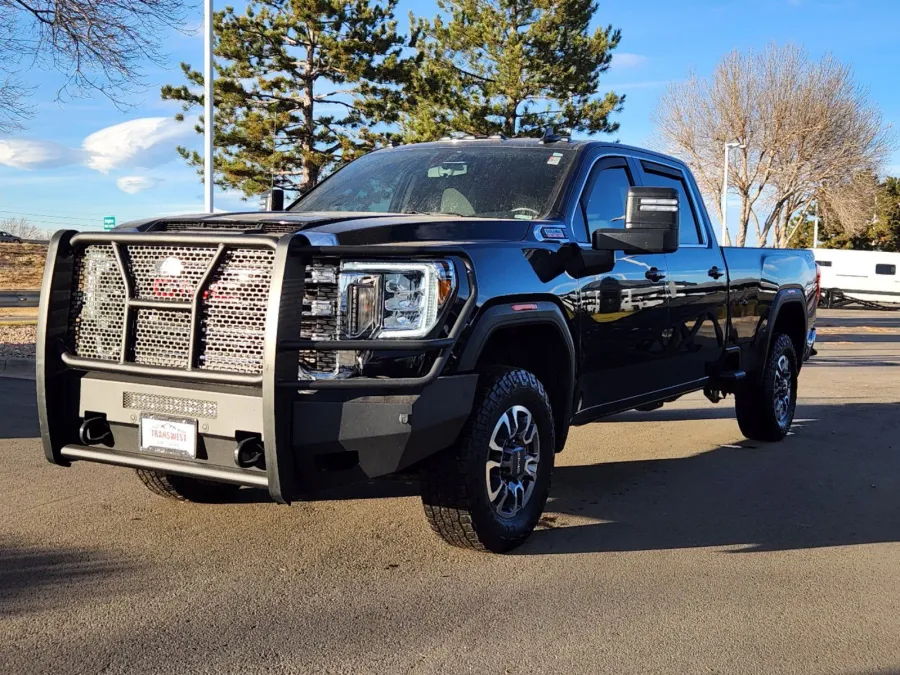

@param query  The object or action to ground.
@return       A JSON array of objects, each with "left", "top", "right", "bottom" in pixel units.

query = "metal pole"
[
  {"left": 721, "top": 144, "right": 730, "bottom": 244},
  {"left": 813, "top": 201, "right": 819, "bottom": 248},
  {"left": 203, "top": 0, "right": 214, "bottom": 213}
]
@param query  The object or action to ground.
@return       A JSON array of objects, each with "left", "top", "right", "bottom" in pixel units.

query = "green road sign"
[{"left": 103, "top": 216, "right": 116, "bottom": 230}]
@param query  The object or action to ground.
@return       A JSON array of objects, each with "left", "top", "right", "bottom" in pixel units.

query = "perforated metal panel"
[
  {"left": 125, "top": 246, "right": 218, "bottom": 300},
  {"left": 123, "top": 391, "right": 219, "bottom": 419},
  {"left": 68, "top": 245, "right": 126, "bottom": 361},
  {"left": 133, "top": 308, "right": 192, "bottom": 368},
  {"left": 199, "top": 248, "right": 275, "bottom": 374}
]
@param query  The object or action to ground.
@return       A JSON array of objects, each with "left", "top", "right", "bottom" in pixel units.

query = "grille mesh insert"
[
  {"left": 126, "top": 246, "right": 218, "bottom": 301},
  {"left": 123, "top": 392, "right": 218, "bottom": 419},
  {"left": 199, "top": 248, "right": 275, "bottom": 374},
  {"left": 134, "top": 308, "right": 192, "bottom": 368},
  {"left": 68, "top": 245, "right": 126, "bottom": 362}
]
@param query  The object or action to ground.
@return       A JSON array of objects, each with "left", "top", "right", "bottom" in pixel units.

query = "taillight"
[{"left": 814, "top": 262, "right": 822, "bottom": 305}]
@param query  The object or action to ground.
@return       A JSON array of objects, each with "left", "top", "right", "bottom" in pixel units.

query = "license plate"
[{"left": 140, "top": 414, "right": 198, "bottom": 459}]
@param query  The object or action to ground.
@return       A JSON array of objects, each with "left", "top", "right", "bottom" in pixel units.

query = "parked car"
[
  {"left": 813, "top": 248, "right": 900, "bottom": 307},
  {"left": 0, "top": 230, "right": 23, "bottom": 243},
  {"left": 37, "top": 137, "right": 819, "bottom": 552}
]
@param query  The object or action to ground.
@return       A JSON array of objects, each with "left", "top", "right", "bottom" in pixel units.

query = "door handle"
[
  {"left": 708, "top": 266, "right": 725, "bottom": 280},
  {"left": 645, "top": 268, "right": 666, "bottom": 283}
]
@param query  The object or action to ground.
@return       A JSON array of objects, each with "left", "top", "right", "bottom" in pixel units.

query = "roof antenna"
[{"left": 540, "top": 126, "right": 557, "bottom": 143}]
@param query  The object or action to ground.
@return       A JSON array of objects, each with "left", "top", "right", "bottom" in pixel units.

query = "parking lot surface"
[{"left": 2, "top": 309, "right": 899, "bottom": 674}]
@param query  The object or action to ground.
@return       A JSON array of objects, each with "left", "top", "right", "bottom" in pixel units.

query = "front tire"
[
  {"left": 135, "top": 469, "right": 241, "bottom": 503},
  {"left": 735, "top": 333, "right": 798, "bottom": 442},
  {"left": 421, "top": 367, "right": 555, "bottom": 553}
]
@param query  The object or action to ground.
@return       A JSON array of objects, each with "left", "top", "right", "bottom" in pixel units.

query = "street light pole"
[
  {"left": 721, "top": 141, "right": 745, "bottom": 245},
  {"left": 813, "top": 200, "right": 819, "bottom": 248},
  {"left": 203, "top": 0, "right": 214, "bottom": 213}
]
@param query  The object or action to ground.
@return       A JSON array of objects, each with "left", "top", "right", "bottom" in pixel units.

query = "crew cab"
[{"left": 37, "top": 138, "right": 818, "bottom": 553}]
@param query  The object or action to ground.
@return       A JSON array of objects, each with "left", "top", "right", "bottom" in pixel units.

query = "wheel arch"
[
  {"left": 457, "top": 300, "right": 576, "bottom": 451},
  {"left": 758, "top": 287, "right": 808, "bottom": 376}
]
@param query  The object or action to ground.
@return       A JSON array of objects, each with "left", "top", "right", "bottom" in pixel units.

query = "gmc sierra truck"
[{"left": 37, "top": 137, "right": 818, "bottom": 553}]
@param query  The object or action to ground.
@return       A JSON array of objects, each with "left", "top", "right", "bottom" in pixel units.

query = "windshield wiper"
[{"left": 401, "top": 210, "right": 474, "bottom": 218}]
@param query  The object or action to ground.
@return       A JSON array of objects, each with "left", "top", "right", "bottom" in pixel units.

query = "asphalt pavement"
[{"left": 2, "top": 309, "right": 900, "bottom": 674}]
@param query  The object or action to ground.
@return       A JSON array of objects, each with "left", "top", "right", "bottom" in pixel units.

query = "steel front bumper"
[{"left": 55, "top": 372, "right": 477, "bottom": 498}]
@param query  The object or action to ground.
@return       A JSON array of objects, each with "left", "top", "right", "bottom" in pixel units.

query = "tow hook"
[
  {"left": 234, "top": 437, "right": 266, "bottom": 469},
  {"left": 79, "top": 415, "right": 113, "bottom": 446}
]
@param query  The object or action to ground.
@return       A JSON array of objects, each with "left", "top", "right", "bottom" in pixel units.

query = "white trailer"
[{"left": 812, "top": 248, "right": 900, "bottom": 307}]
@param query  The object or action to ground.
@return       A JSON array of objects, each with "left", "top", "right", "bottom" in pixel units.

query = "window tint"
[
  {"left": 876, "top": 264, "right": 896, "bottom": 276},
  {"left": 582, "top": 166, "right": 631, "bottom": 235},
  {"left": 642, "top": 166, "right": 702, "bottom": 245}
]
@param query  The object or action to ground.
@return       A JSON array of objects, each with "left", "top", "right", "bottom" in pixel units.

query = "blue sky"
[{"left": 0, "top": 0, "right": 898, "bottom": 237}]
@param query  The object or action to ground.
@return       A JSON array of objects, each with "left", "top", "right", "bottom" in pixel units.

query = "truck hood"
[{"left": 121, "top": 211, "right": 536, "bottom": 245}]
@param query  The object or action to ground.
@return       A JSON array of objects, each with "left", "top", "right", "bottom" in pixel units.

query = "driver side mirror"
[{"left": 591, "top": 187, "right": 679, "bottom": 254}]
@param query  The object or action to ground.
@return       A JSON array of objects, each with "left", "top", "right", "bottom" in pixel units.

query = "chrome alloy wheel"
[
  {"left": 485, "top": 405, "right": 540, "bottom": 519},
  {"left": 773, "top": 354, "right": 793, "bottom": 428}
]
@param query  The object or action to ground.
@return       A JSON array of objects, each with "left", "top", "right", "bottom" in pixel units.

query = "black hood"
[{"left": 121, "top": 211, "right": 536, "bottom": 244}]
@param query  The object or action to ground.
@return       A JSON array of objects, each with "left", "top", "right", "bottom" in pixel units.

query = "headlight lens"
[{"left": 340, "top": 261, "right": 456, "bottom": 339}]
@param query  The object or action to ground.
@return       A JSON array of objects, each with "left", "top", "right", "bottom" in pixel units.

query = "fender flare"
[
  {"left": 756, "top": 286, "right": 808, "bottom": 372},
  {"left": 457, "top": 300, "right": 577, "bottom": 438}
]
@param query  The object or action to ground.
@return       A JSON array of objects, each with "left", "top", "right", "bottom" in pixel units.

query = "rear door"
[
  {"left": 574, "top": 156, "right": 671, "bottom": 416},
  {"left": 638, "top": 160, "right": 729, "bottom": 387}
]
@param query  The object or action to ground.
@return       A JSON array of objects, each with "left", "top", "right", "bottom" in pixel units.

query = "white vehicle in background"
[{"left": 812, "top": 248, "right": 900, "bottom": 308}]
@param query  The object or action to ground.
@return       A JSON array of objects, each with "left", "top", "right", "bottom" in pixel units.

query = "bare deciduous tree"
[
  {"left": 0, "top": 0, "right": 188, "bottom": 132},
  {"left": 0, "top": 217, "right": 51, "bottom": 240},
  {"left": 653, "top": 44, "right": 891, "bottom": 247}
]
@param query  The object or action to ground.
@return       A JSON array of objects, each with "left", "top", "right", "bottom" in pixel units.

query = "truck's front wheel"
[
  {"left": 135, "top": 470, "right": 241, "bottom": 503},
  {"left": 420, "top": 367, "right": 555, "bottom": 553}
]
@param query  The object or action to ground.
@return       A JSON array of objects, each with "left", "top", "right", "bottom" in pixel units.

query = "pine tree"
[
  {"left": 161, "top": 0, "right": 411, "bottom": 198},
  {"left": 404, "top": 0, "right": 623, "bottom": 140}
]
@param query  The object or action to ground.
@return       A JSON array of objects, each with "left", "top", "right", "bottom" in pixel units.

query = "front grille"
[
  {"left": 123, "top": 392, "right": 218, "bottom": 419},
  {"left": 68, "top": 244, "right": 276, "bottom": 375},
  {"left": 299, "top": 260, "right": 340, "bottom": 378}
]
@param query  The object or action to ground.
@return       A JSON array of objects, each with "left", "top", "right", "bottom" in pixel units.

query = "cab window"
[{"left": 580, "top": 163, "right": 633, "bottom": 236}]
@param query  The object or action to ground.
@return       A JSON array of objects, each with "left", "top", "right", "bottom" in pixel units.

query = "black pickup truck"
[{"left": 38, "top": 138, "right": 818, "bottom": 552}]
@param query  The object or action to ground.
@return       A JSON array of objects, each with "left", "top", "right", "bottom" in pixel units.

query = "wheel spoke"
[
  {"left": 512, "top": 406, "right": 532, "bottom": 442},
  {"left": 489, "top": 411, "right": 512, "bottom": 452},
  {"left": 485, "top": 460, "right": 502, "bottom": 501},
  {"left": 524, "top": 456, "right": 539, "bottom": 479}
]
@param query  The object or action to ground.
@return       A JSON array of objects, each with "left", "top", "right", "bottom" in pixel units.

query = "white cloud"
[
  {"left": 82, "top": 117, "right": 192, "bottom": 173},
  {"left": 0, "top": 139, "right": 82, "bottom": 170},
  {"left": 612, "top": 53, "right": 649, "bottom": 70},
  {"left": 116, "top": 176, "right": 164, "bottom": 194}
]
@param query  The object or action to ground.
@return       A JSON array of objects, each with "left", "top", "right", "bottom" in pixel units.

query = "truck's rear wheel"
[
  {"left": 420, "top": 367, "right": 555, "bottom": 553},
  {"left": 735, "top": 333, "right": 798, "bottom": 442},
  {"left": 135, "top": 469, "right": 241, "bottom": 503}
]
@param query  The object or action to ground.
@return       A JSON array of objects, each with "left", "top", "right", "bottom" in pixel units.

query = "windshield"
[{"left": 291, "top": 145, "right": 576, "bottom": 219}]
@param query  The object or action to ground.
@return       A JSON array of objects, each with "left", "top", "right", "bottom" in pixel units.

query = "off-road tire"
[
  {"left": 135, "top": 469, "right": 241, "bottom": 503},
  {"left": 735, "top": 333, "right": 798, "bottom": 442},
  {"left": 421, "top": 367, "right": 555, "bottom": 553}
]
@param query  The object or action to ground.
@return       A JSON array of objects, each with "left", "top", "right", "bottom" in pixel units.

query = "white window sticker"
[{"left": 546, "top": 153, "right": 563, "bottom": 166}]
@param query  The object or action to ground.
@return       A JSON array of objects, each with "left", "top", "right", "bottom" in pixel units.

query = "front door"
[{"left": 574, "top": 157, "right": 671, "bottom": 417}]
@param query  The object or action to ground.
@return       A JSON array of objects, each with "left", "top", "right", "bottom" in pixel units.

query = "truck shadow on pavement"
[
  {"left": 0, "top": 539, "right": 135, "bottom": 617},
  {"left": 523, "top": 401, "right": 900, "bottom": 556}
]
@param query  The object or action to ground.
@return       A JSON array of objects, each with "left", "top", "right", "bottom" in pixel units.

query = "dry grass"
[{"left": 0, "top": 243, "right": 47, "bottom": 289}]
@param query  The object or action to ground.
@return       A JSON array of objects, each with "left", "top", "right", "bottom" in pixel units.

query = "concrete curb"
[{"left": 1, "top": 356, "right": 36, "bottom": 380}]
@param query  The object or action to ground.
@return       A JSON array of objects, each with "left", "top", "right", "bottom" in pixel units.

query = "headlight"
[{"left": 339, "top": 261, "right": 456, "bottom": 339}]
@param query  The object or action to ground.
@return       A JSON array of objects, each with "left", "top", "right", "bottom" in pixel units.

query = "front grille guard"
[{"left": 37, "top": 230, "right": 477, "bottom": 503}]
